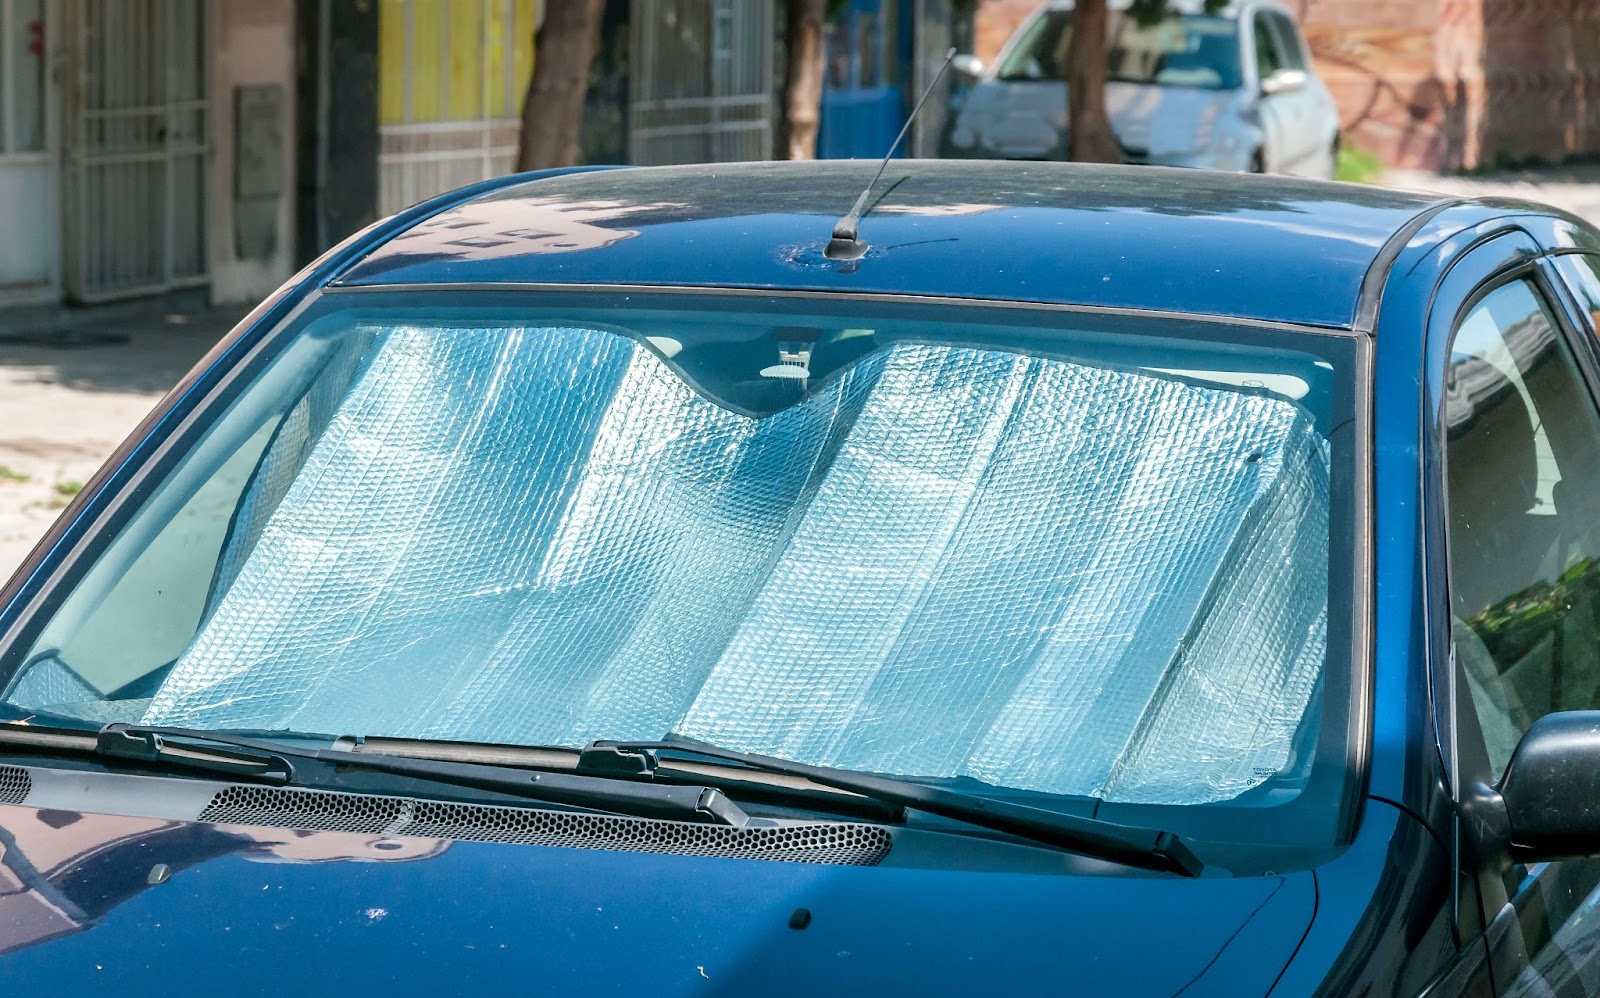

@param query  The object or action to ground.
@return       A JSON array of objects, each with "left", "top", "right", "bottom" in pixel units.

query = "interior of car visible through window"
[{"left": 1445, "top": 279, "right": 1600, "bottom": 774}]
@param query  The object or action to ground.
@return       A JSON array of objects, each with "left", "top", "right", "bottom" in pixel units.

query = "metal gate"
[
  {"left": 630, "top": 0, "right": 773, "bottom": 165},
  {"left": 62, "top": 0, "right": 207, "bottom": 302}
]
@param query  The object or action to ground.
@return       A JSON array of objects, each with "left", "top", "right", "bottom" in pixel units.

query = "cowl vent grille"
[
  {"left": 199, "top": 784, "right": 892, "bottom": 866},
  {"left": 0, "top": 766, "right": 30, "bottom": 804}
]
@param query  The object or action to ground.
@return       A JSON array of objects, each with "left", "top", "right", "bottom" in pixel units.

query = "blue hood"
[{"left": 0, "top": 800, "right": 1315, "bottom": 995}]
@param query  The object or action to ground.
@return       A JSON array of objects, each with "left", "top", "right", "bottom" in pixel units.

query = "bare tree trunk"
[
  {"left": 516, "top": 0, "right": 605, "bottom": 171},
  {"left": 779, "top": 0, "right": 827, "bottom": 159},
  {"left": 1065, "top": 0, "right": 1126, "bottom": 164}
]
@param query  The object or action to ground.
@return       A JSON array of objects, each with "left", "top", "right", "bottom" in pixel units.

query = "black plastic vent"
[
  {"left": 199, "top": 784, "right": 892, "bottom": 866},
  {"left": 0, "top": 765, "right": 30, "bottom": 804}
]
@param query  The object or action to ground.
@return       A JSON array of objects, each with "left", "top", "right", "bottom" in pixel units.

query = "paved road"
[
  {"left": 0, "top": 308, "right": 242, "bottom": 578},
  {"left": 1384, "top": 166, "right": 1600, "bottom": 229}
]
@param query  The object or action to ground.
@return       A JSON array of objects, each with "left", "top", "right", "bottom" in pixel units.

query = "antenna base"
[{"left": 823, "top": 236, "right": 869, "bottom": 261}]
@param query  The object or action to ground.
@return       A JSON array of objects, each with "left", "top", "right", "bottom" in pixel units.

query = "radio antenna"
[{"left": 824, "top": 47, "right": 958, "bottom": 262}]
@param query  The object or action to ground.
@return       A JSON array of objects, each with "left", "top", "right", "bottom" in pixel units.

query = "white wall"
[
  {"left": 0, "top": 0, "right": 60, "bottom": 306},
  {"left": 208, "top": 0, "right": 296, "bottom": 305},
  {"left": 0, "top": 158, "right": 58, "bottom": 305}
]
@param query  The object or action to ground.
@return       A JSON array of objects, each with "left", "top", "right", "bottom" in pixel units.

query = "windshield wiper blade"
[
  {"left": 0, "top": 722, "right": 748, "bottom": 827},
  {"left": 592, "top": 736, "right": 1203, "bottom": 877},
  {"left": 0, "top": 720, "right": 300, "bottom": 783},
  {"left": 338, "top": 733, "right": 906, "bottom": 822}
]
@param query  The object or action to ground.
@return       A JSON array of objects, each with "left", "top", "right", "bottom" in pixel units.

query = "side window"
[
  {"left": 1266, "top": 13, "right": 1307, "bottom": 71},
  {"left": 1445, "top": 279, "right": 1600, "bottom": 775},
  {"left": 1253, "top": 15, "right": 1285, "bottom": 80},
  {"left": 1555, "top": 253, "right": 1600, "bottom": 334}
]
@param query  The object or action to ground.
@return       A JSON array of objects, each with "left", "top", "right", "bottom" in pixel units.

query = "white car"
[{"left": 942, "top": 0, "right": 1342, "bottom": 177}]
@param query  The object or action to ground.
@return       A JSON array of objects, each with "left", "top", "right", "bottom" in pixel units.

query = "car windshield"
[
  {"left": 997, "top": 10, "right": 1243, "bottom": 90},
  {"left": 0, "top": 290, "right": 1355, "bottom": 830}
]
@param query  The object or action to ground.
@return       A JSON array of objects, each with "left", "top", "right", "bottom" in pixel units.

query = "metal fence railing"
[{"left": 630, "top": 0, "right": 773, "bottom": 166}]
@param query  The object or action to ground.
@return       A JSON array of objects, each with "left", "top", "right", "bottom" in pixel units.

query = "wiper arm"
[
  {"left": 594, "top": 736, "right": 1203, "bottom": 877},
  {"left": 0, "top": 721, "right": 300, "bottom": 783},
  {"left": 340, "top": 733, "right": 906, "bottom": 822},
  {"left": 0, "top": 722, "right": 748, "bottom": 827}
]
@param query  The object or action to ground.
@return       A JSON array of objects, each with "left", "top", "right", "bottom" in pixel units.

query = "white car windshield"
[{"left": 998, "top": 10, "right": 1244, "bottom": 90}]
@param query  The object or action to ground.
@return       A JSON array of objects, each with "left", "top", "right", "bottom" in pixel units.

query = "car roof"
[{"left": 336, "top": 160, "right": 1452, "bottom": 329}]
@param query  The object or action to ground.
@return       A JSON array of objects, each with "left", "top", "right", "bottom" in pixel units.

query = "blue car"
[{"left": 1, "top": 160, "right": 1599, "bottom": 996}]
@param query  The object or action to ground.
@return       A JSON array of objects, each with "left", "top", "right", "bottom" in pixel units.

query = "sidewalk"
[
  {"left": 0, "top": 304, "right": 246, "bottom": 578},
  {"left": 1383, "top": 165, "right": 1600, "bottom": 229}
]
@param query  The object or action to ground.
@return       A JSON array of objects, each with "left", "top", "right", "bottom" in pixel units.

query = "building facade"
[
  {"left": 1304, "top": 0, "right": 1600, "bottom": 171},
  {"left": 375, "top": 0, "right": 536, "bottom": 217},
  {"left": 0, "top": 0, "right": 965, "bottom": 310},
  {"left": 0, "top": 0, "right": 297, "bottom": 309}
]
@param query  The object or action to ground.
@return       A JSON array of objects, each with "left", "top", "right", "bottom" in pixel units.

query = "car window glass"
[
  {"left": 1254, "top": 14, "right": 1285, "bottom": 80},
  {"left": 1445, "top": 279, "right": 1600, "bottom": 775},
  {"left": 1266, "top": 13, "right": 1306, "bottom": 71},
  {"left": 995, "top": 10, "right": 1243, "bottom": 90},
  {"left": 51, "top": 420, "right": 279, "bottom": 696},
  {"left": 0, "top": 296, "right": 1350, "bottom": 820},
  {"left": 1555, "top": 254, "right": 1600, "bottom": 335}
]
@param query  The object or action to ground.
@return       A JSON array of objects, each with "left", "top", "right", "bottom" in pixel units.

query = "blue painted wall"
[{"left": 819, "top": 0, "right": 915, "bottom": 159}]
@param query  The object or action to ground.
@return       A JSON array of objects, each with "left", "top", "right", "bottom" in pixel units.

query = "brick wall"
[
  {"left": 974, "top": 0, "right": 1044, "bottom": 63},
  {"left": 1306, "top": 0, "right": 1600, "bottom": 170},
  {"left": 969, "top": 0, "right": 1600, "bottom": 171},
  {"left": 1476, "top": 0, "right": 1600, "bottom": 168},
  {"left": 1297, "top": 0, "right": 1450, "bottom": 169}
]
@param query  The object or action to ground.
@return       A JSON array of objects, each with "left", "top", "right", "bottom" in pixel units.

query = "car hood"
[
  {"left": 952, "top": 79, "right": 1237, "bottom": 159},
  {"left": 0, "top": 799, "right": 1315, "bottom": 995}
]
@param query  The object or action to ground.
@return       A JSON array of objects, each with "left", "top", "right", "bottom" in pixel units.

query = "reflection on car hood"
[
  {"left": 955, "top": 80, "right": 1237, "bottom": 158},
  {"left": 0, "top": 800, "right": 1314, "bottom": 995}
]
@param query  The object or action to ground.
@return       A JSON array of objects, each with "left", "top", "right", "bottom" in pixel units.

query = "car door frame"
[
  {"left": 1422, "top": 224, "right": 1600, "bottom": 995},
  {"left": 1260, "top": 5, "right": 1328, "bottom": 176},
  {"left": 1243, "top": 2, "right": 1292, "bottom": 173}
]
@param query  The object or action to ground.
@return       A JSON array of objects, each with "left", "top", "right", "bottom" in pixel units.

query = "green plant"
[
  {"left": 52, "top": 480, "right": 84, "bottom": 498},
  {"left": 1335, "top": 144, "right": 1385, "bottom": 184},
  {"left": 1467, "top": 557, "right": 1600, "bottom": 667},
  {"left": 0, "top": 465, "right": 29, "bottom": 484}
]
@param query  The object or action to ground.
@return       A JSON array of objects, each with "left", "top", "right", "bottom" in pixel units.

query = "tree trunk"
[
  {"left": 1064, "top": 0, "right": 1126, "bottom": 164},
  {"left": 779, "top": 0, "right": 827, "bottom": 159},
  {"left": 515, "top": 0, "right": 605, "bottom": 172}
]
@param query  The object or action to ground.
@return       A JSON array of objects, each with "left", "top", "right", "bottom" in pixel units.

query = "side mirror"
[
  {"left": 950, "top": 53, "right": 985, "bottom": 79},
  {"left": 1260, "top": 68, "right": 1307, "bottom": 96},
  {"left": 1498, "top": 711, "right": 1600, "bottom": 862}
]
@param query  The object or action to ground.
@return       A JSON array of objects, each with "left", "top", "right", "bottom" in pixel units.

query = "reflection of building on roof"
[
  {"left": 877, "top": 203, "right": 1001, "bottom": 217},
  {"left": 380, "top": 197, "right": 673, "bottom": 260},
  {"left": 0, "top": 805, "right": 445, "bottom": 957}
]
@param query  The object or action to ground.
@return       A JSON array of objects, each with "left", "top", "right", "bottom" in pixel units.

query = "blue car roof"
[{"left": 335, "top": 160, "right": 1451, "bottom": 329}]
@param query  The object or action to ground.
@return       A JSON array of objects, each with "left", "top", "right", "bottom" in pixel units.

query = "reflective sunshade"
[{"left": 1, "top": 293, "right": 1350, "bottom": 811}]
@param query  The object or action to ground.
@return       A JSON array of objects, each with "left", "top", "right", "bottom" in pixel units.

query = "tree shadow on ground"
[{"left": 0, "top": 308, "right": 245, "bottom": 397}]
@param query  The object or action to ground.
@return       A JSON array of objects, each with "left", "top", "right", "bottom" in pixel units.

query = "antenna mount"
[{"left": 824, "top": 48, "right": 958, "bottom": 262}]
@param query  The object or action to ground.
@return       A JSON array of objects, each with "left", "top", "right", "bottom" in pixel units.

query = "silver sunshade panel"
[
  {"left": 674, "top": 349, "right": 1329, "bottom": 803},
  {"left": 143, "top": 324, "right": 1328, "bottom": 804},
  {"left": 9, "top": 654, "right": 97, "bottom": 709}
]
